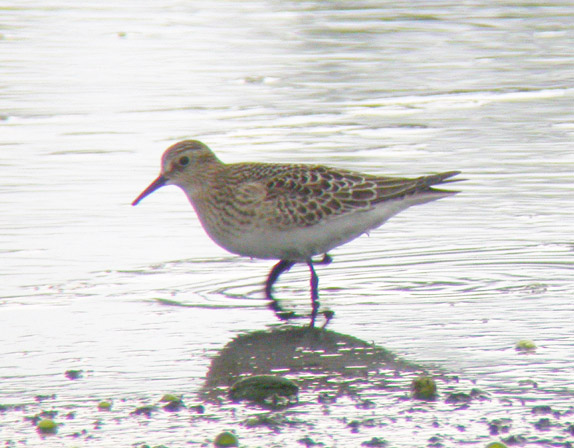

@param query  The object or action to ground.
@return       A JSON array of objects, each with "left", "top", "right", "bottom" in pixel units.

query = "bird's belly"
[
  {"left": 208, "top": 211, "right": 384, "bottom": 261},
  {"left": 200, "top": 194, "right": 445, "bottom": 261},
  {"left": 213, "top": 228, "right": 336, "bottom": 261}
]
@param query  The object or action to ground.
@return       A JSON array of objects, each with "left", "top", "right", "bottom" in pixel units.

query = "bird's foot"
[
  {"left": 313, "top": 254, "right": 333, "bottom": 265},
  {"left": 321, "top": 309, "right": 335, "bottom": 328},
  {"left": 267, "top": 298, "right": 297, "bottom": 321},
  {"left": 268, "top": 297, "right": 333, "bottom": 326}
]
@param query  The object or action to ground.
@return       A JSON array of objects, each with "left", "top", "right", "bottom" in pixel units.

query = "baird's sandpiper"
[{"left": 132, "top": 140, "right": 461, "bottom": 326}]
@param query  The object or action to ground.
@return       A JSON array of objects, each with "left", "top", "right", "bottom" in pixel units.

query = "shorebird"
[{"left": 132, "top": 140, "right": 461, "bottom": 326}]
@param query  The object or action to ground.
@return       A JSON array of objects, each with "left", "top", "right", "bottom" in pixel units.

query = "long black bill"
[{"left": 132, "top": 175, "right": 168, "bottom": 206}]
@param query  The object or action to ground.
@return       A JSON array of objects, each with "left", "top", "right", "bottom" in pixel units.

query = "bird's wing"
[{"left": 229, "top": 163, "right": 460, "bottom": 230}]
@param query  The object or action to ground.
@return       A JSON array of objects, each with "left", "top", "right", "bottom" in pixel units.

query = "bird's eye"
[{"left": 178, "top": 156, "right": 190, "bottom": 166}]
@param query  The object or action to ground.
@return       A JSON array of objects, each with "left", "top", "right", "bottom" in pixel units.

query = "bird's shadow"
[{"left": 200, "top": 325, "right": 427, "bottom": 404}]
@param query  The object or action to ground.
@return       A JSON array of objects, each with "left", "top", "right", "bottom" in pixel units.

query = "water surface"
[{"left": 1, "top": 1, "right": 573, "bottom": 446}]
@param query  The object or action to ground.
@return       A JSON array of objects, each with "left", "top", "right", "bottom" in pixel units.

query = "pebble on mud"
[
  {"left": 36, "top": 419, "right": 58, "bottom": 434},
  {"left": 531, "top": 405, "right": 552, "bottom": 415},
  {"left": 214, "top": 431, "right": 239, "bottom": 447},
  {"left": 411, "top": 376, "right": 437, "bottom": 400},
  {"left": 485, "top": 442, "right": 508, "bottom": 448},
  {"left": 97, "top": 401, "right": 112, "bottom": 411},
  {"left": 361, "top": 436, "right": 388, "bottom": 447},
  {"left": 160, "top": 394, "right": 185, "bottom": 411},
  {"left": 131, "top": 405, "right": 157, "bottom": 417},
  {"left": 533, "top": 417, "right": 552, "bottom": 431},
  {"left": 445, "top": 392, "right": 472, "bottom": 405},
  {"left": 515, "top": 340, "right": 536, "bottom": 352},
  {"left": 229, "top": 375, "right": 298, "bottom": 405},
  {"left": 488, "top": 418, "right": 511, "bottom": 435},
  {"left": 65, "top": 369, "right": 83, "bottom": 380},
  {"left": 160, "top": 393, "right": 181, "bottom": 403}
]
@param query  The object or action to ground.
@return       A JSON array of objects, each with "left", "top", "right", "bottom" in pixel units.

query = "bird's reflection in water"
[{"left": 201, "top": 326, "right": 427, "bottom": 404}]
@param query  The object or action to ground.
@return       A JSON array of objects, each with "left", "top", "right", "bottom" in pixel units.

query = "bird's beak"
[{"left": 132, "top": 175, "right": 168, "bottom": 206}]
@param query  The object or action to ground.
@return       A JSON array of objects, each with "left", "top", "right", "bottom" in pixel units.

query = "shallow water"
[{"left": 1, "top": 1, "right": 574, "bottom": 446}]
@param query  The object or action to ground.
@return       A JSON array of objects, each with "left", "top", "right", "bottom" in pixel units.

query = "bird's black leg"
[
  {"left": 265, "top": 260, "right": 295, "bottom": 319},
  {"left": 265, "top": 260, "right": 295, "bottom": 299},
  {"left": 265, "top": 256, "right": 332, "bottom": 325},
  {"left": 312, "top": 254, "right": 335, "bottom": 325},
  {"left": 307, "top": 261, "right": 320, "bottom": 328}
]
